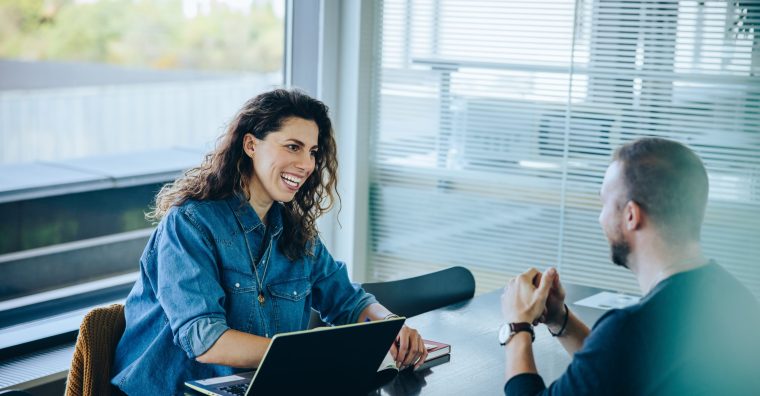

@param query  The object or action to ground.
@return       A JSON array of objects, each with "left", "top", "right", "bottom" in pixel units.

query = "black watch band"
[
  {"left": 499, "top": 322, "right": 536, "bottom": 345},
  {"left": 510, "top": 322, "right": 536, "bottom": 342}
]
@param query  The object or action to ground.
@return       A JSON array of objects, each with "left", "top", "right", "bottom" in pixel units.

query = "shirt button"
[
  {"left": 293, "top": 291, "right": 297, "bottom": 296},
  {"left": 235, "top": 283, "right": 240, "bottom": 288},
  {"left": 265, "top": 333, "right": 269, "bottom": 338}
]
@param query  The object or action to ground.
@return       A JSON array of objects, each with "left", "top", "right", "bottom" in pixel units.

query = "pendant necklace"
[{"left": 242, "top": 227, "right": 271, "bottom": 306}]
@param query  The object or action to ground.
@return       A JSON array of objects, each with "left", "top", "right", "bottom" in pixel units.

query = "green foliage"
[
  {"left": 20, "top": 217, "right": 79, "bottom": 249},
  {"left": 121, "top": 207, "right": 150, "bottom": 231},
  {"left": 0, "top": 0, "right": 283, "bottom": 72}
]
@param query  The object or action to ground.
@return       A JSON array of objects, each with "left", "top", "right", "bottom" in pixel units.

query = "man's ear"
[
  {"left": 624, "top": 200, "right": 643, "bottom": 231},
  {"left": 242, "top": 133, "right": 256, "bottom": 157}
]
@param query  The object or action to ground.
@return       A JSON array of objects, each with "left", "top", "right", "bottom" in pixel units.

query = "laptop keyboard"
[{"left": 220, "top": 384, "right": 248, "bottom": 396}]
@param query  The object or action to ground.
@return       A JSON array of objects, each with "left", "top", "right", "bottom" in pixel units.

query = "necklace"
[{"left": 242, "top": 228, "right": 271, "bottom": 306}]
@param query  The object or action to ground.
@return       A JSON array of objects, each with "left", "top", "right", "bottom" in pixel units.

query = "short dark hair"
[{"left": 613, "top": 137, "right": 709, "bottom": 242}]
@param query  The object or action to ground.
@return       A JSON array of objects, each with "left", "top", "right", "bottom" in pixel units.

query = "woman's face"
[{"left": 246, "top": 117, "right": 319, "bottom": 205}]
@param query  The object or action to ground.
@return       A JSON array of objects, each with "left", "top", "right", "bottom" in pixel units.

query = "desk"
[
  {"left": 183, "top": 283, "right": 613, "bottom": 396},
  {"left": 370, "top": 283, "right": 611, "bottom": 396}
]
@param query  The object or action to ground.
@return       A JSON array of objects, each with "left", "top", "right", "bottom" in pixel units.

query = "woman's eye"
[
  {"left": 310, "top": 150, "right": 318, "bottom": 158},
  {"left": 286, "top": 144, "right": 299, "bottom": 152}
]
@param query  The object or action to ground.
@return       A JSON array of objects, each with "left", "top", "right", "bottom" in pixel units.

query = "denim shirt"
[{"left": 111, "top": 193, "right": 377, "bottom": 395}]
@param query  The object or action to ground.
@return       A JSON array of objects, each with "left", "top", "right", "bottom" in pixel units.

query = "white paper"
[
  {"left": 196, "top": 375, "right": 246, "bottom": 385},
  {"left": 574, "top": 291, "right": 640, "bottom": 310},
  {"left": 377, "top": 351, "right": 397, "bottom": 372}
]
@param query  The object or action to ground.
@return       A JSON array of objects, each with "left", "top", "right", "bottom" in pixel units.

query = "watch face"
[{"left": 498, "top": 323, "right": 510, "bottom": 345}]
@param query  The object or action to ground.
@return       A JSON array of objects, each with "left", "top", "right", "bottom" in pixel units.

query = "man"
[{"left": 499, "top": 138, "right": 760, "bottom": 395}]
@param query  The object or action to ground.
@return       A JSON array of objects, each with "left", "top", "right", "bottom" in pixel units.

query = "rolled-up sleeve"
[
  {"left": 156, "top": 207, "right": 230, "bottom": 359},
  {"left": 505, "top": 373, "right": 546, "bottom": 396},
  {"left": 504, "top": 310, "right": 637, "bottom": 395},
  {"left": 309, "top": 238, "right": 378, "bottom": 325}
]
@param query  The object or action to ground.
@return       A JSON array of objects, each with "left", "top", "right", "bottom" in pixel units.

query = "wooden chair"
[{"left": 65, "top": 304, "right": 126, "bottom": 396}]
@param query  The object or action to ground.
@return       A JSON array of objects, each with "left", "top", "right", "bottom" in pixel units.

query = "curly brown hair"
[{"left": 147, "top": 88, "right": 338, "bottom": 260}]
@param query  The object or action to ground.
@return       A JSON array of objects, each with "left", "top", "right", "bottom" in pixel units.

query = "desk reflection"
[{"left": 369, "top": 368, "right": 435, "bottom": 396}]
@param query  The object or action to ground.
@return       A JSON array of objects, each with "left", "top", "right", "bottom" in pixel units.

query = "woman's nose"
[{"left": 295, "top": 151, "right": 315, "bottom": 172}]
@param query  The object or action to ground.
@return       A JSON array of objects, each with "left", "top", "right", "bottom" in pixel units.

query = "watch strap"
[{"left": 509, "top": 322, "right": 535, "bottom": 343}]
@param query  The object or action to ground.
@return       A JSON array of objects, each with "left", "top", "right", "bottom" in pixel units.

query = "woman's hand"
[
  {"left": 390, "top": 325, "right": 429, "bottom": 369},
  {"left": 358, "top": 303, "right": 429, "bottom": 368}
]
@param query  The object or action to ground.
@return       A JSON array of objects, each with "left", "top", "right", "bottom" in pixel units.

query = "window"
[
  {"left": 0, "top": 0, "right": 285, "bottom": 337},
  {"left": 0, "top": 0, "right": 284, "bottom": 164},
  {"left": 368, "top": 0, "right": 760, "bottom": 296}
]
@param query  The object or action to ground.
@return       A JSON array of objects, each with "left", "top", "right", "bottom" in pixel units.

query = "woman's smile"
[
  {"left": 248, "top": 117, "right": 318, "bottom": 209},
  {"left": 280, "top": 172, "right": 304, "bottom": 191}
]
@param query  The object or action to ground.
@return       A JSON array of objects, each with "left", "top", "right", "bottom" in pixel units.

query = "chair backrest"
[
  {"left": 65, "top": 303, "right": 126, "bottom": 396},
  {"left": 362, "top": 266, "right": 476, "bottom": 318}
]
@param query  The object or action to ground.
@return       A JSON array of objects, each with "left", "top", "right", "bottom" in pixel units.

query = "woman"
[{"left": 111, "top": 89, "right": 427, "bottom": 394}]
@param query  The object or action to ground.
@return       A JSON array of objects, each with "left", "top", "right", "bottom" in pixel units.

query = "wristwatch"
[{"left": 498, "top": 322, "right": 535, "bottom": 346}]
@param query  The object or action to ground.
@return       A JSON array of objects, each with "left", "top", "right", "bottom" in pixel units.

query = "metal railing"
[{"left": 0, "top": 73, "right": 280, "bottom": 164}]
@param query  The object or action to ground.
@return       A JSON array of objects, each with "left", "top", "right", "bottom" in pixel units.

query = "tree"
[{"left": 0, "top": 0, "right": 283, "bottom": 73}]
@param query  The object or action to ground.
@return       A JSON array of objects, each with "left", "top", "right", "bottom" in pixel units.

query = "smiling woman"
[
  {"left": 245, "top": 117, "right": 321, "bottom": 223},
  {"left": 112, "top": 89, "right": 428, "bottom": 395},
  {"left": 147, "top": 89, "right": 337, "bottom": 261}
]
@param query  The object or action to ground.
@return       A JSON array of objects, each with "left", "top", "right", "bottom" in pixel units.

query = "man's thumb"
[{"left": 538, "top": 267, "right": 556, "bottom": 296}]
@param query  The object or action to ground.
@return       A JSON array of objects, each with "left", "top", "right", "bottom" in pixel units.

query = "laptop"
[{"left": 185, "top": 317, "right": 405, "bottom": 396}]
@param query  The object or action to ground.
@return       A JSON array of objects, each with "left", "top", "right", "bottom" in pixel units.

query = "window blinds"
[{"left": 368, "top": 0, "right": 760, "bottom": 296}]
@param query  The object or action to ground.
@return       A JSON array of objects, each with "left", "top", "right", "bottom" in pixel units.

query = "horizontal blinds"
[
  {"left": 369, "top": 0, "right": 760, "bottom": 297},
  {"left": 562, "top": 0, "right": 760, "bottom": 293}
]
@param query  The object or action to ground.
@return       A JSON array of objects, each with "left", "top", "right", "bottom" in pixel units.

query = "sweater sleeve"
[
  {"left": 504, "top": 309, "right": 636, "bottom": 396},
  {"left": 505, "top": 373, "right": 546, "bottom": 396}
]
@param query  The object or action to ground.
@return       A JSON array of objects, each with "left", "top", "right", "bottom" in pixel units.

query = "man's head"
[{"left": 599, "top": 138, "right": 709, "bottom": 268}]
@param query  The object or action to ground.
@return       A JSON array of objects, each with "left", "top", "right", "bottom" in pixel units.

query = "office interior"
[{"left": 1, "top": 0, "right": 758, "bottom": 394}]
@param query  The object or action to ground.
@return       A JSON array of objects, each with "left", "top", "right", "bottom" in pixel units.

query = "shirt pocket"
[
  {"left": 221, "top": 269, "right": 258, "bottom": 333},
  {"left": 267, "top": 277, "right": 312, "bottom": 334}
]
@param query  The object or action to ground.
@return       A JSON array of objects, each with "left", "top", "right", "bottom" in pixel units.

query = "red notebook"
[
  {"left": 374, "top": 338, "right": 451, "bottom": 387},
  {"left": 376, "top": 338, "right": 451, "bottom": 374},
  {"left": 423, "top": 339, "right": 451, "bottom": 361}
]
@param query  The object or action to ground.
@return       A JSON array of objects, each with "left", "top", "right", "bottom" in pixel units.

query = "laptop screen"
[
  {"left": 245, "top": 317, "right": 405, "bottom": 395},
  {"left": 185, "top": 318, "right": 405, "bottom": 396}
]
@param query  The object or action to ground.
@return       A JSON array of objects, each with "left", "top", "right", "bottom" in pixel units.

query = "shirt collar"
[
  {"left": 226, "top": 191, "right": 284, "bottom": 237},
  {"left": 642, "top": 259, "right": 716, "bottom": 302}
]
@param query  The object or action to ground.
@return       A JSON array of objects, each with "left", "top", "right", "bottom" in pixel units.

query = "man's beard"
[{"left": 610, "top": 237, "right": 631, "bottom": 269}]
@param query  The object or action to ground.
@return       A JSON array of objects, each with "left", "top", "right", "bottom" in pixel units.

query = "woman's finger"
[
  {"left": 414, "top": 335, "right": 429, "bottom": 369},
  {"left": 389, "top": 336, "right": 399, "bottom": 361},
  {"left": 403, "top": 331, "right": 419, "bottom": 366},
  {"left": 396, "top": 330, "right": 409, "bottom": 367}
]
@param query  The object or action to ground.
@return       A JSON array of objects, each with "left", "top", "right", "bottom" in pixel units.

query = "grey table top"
[{"left": 371, "top": 283, "right": 611, "bottom": 396}]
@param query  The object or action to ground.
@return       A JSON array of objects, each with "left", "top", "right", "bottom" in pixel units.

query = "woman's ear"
[{"left": 242, "top": 133, "right": 256, "bottom": 158}]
